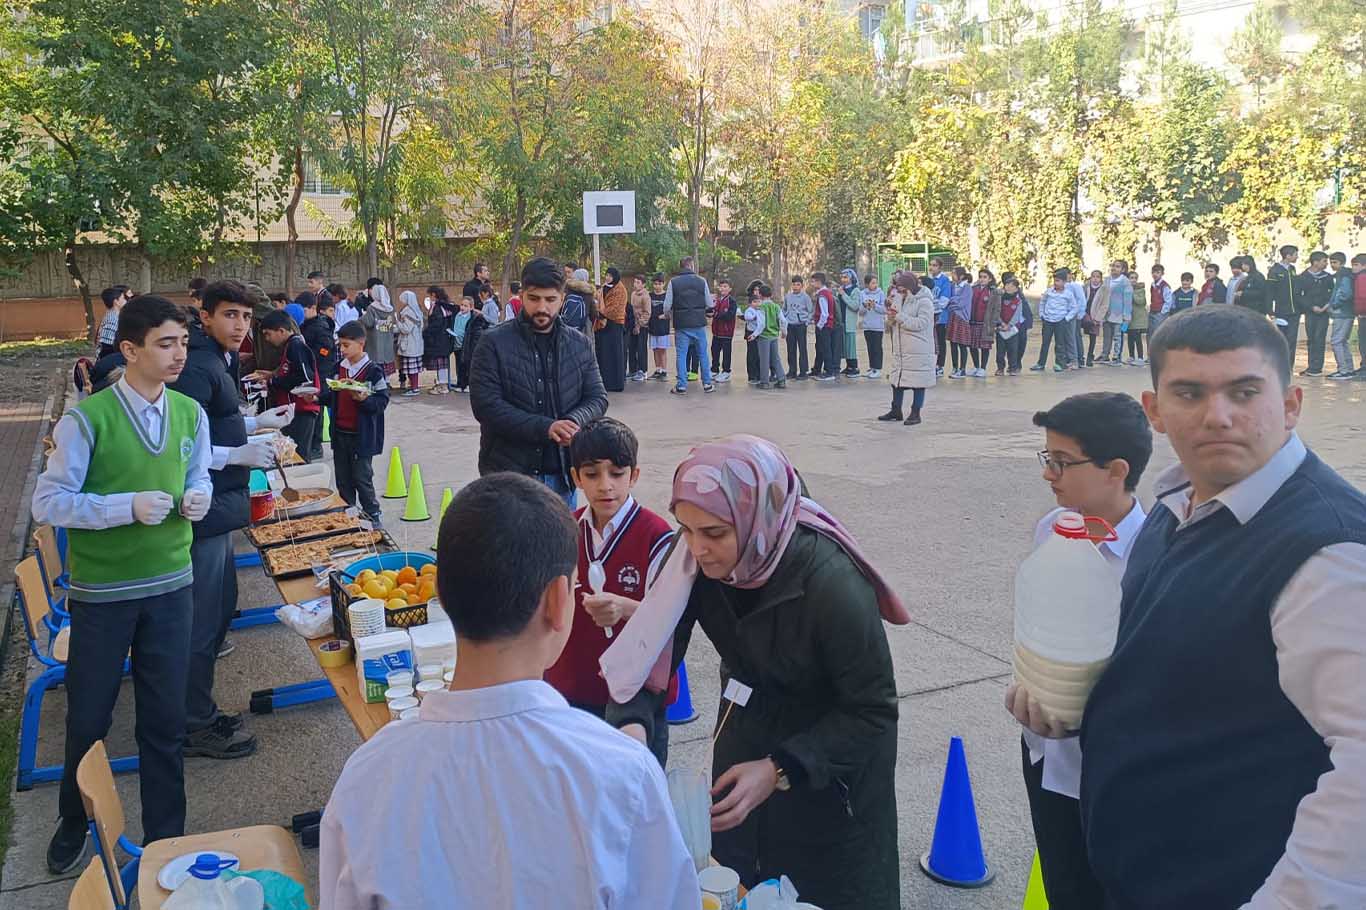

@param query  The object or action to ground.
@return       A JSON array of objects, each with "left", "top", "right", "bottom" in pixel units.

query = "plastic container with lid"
[
  {"left": 415, "top": 680, "right": 444, "bottom": 701},
  {"left": 1012, "top": 511, "right": 1122, "bottom": 729},
  {"left": 388, "top": 696, "right": 419, "bottom": 719}
]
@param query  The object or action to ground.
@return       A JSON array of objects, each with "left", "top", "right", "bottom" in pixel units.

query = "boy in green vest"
[{"left": 32, "top": 295, "right": 213, "bottom": 874}]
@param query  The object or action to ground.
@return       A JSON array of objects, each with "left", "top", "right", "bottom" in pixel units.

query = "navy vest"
[{"left": 1081, "top": 450, "right": 1366, "bottom": 909}]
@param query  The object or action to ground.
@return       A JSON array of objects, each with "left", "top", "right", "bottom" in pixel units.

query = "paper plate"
[{"left": 157, "top": 851, "right": 240, "bottom": 891}]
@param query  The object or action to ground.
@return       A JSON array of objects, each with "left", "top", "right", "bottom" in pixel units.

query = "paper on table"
[{"left": 600, "top": 541, "right": 695, "bottom": 703}]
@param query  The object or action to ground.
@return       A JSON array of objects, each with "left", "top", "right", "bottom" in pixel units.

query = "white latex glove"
[
  {"left": 254, "top": 404, "right": 293, "bottom": 430},
  {"left": 179, "top": 489, "right": 211, "bottom": 521},
  {"left": 131, "top": 491, "right": 174, "bottom": 526},
  {"left": 227, "top": 436, "right": 276, "bottom": 468}
]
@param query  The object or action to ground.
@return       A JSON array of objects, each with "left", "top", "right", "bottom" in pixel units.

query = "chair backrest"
[
  {"left": 33, "top": 525, "right": 64, "bottom": 595},
  {"left": 76, "top": 741, "right": 128, "bottom": 908},
  {"left": 14, "top": 556, "right": 51, "bottom": 647},
  {"left": 68, "top": 858, "right": 116, "bottom": 910}
]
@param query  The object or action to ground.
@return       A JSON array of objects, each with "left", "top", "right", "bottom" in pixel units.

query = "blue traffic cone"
[
  {"left": 666, "top": 662, "right": 698, "bottom": 725},
  {"left": 920, "top": 736, "right": 995, "bottom": 888}
]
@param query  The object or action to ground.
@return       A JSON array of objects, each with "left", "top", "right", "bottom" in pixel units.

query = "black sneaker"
[
  {"left": 217, "top": 638, "right": 235, "bottom": 659},
  {"left": 184, "top": 715, "right": 258, "bottom": 760},
  {"left": 1300, "top": 368, "right": 1323, "bottom": 376},
  {"left": 670, "top": 387, "right": 686, "bottom": 395},
  {"left": 703, "top": 384, "right": 715, "bottom": 393},
  {"left": 217, "top": 711, "right": 246, "bottom": 733},
  {"left": 47, "top": 817, "right": 88, "bottom": 874}
]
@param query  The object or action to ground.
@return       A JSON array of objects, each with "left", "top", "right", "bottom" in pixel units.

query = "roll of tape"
[{"left": 317, "top": 639, "right": 352, "bottom": 668}]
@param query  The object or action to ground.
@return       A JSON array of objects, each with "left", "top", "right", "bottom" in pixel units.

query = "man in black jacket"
[
  {"left": 1296, "top": 250, "right": 1335, "bottom": 376},
  {"left": 663, "top": 256, "right": 715, "bottom": 394},
  {"left": 170, "top": 281, "right": 292, "bottom": 759},
  {"left": 463, "top": 263, "right": 491, "bottom": 307},
  {"left": 470, "top": 257, "right": 608, "bottom": 507},
  {"left": 1268, "top": 245, "right": 1299, "bottom": 353}
]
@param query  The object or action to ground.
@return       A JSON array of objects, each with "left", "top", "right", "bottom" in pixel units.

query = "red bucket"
[{"left": 249, "top": 490, "right": 276, "bottom": 524}]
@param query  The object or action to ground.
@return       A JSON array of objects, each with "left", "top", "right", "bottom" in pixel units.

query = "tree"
[{"left": 1227, "top": 1, "right": 1287, "bottom": 110}]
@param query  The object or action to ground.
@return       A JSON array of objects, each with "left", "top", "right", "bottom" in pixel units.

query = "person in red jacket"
[
  {"left": 251, "top": 308, "right": 320, "bottom": 463},
  {"left": 710, "top": 279, "right": 738, "bottom": 382},
  {"left": 1352, "top": 253, "right": 1366, "bottom": 379},
  {"left": 543, "top": 417, "right": 675, "bottom": 766}
]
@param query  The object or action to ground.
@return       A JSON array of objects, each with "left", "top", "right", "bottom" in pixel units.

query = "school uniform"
[
  {"left": 544, "top": 498, "right": 675, "bottom": 764},
  {"left": 322, "top": 355, "right": 389, "bottom": 521},
  {"left": 267, "top": 333, "right": 320, "bottom": 463},
  {"left": 647, "top": 292, "right": 671, "bottom": 377},
  {"left": 1022, "top": 500, "right": 1145, "bottom": 910},
  {"left": 710, "top": 293, "right": 737, "bottom": 374},
  {"left": 1083, "top": 434, "right": 1366, "bottom": 908},
  {"left": 32, "top": 379, "right": 212, "bottom": 842}
]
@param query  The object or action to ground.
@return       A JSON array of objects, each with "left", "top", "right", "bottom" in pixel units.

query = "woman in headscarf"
[
  {"left": 395, "top": 289, "right": 426, "bottom": 396},
  {"left": 595, "top": 266, "right": 627, "bottom": 391},
  {"left": 603, "top": 437, "right": 908, "bottom": 910},
  {"left": 360, "top": 281, "right": 396, "bottom": 377},
  {"left": 837, "top": 268, "right": 862, "bottom": 376},
  {"left": 880, "top": 271, "right": 936, "bottom": 425}
]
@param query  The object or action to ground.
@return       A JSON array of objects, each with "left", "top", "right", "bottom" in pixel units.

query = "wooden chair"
[
  {"left": 78, "top": 741, "right": 310, "bottom": 910},
  {"left": 33, "top": 524, "right": 71, "bottom": 628},
  {"left": 68, "top": 859, "right": 116, "bottom": 910},
  {"left": 14, "top": 556, "right": 136, "bottom": 790}
]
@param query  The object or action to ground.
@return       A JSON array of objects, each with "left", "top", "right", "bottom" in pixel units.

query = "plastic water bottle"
[
  {"left": 163, "top": 854, "right": 265, "bottom": 910},
  {"left": 1013, "top": 511, "right": 1122, "bottom": 729}
]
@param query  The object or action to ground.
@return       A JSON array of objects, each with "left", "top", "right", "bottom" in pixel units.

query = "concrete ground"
[{"left": 5, "top": 338, "right": 1365, "bottom": 909}]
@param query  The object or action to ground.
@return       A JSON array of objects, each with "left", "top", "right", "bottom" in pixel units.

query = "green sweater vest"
[{"left": 66, "top": 385, "right": 198, "bottom": 602}]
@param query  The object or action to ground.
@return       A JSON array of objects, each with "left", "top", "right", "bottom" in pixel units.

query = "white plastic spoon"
[{"left": 587, "top": 561, "right": 612, "bottom": 639}]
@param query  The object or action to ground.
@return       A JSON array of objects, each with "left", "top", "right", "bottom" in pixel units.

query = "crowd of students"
[{"left": 38, "top": 250, "right": 1366, "bottom": 909}]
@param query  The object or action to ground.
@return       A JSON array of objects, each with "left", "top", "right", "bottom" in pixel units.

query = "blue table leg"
[
  {"left": 249, "top": 678, "right": 336, "bottom": 714},
  {"left": 229, "top": 604, "right": 283, "bottom": 630},
  {"left": 234, "top": 551, "right": 262, "bottom": 569}
]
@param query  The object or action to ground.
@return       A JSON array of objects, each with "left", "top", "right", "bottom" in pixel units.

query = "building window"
[
  {"left": 860, "top": 3, "right": 887, "bottom": 40},
  {"left": 302, "top": 157, "right": 346, "bottom": 196}
]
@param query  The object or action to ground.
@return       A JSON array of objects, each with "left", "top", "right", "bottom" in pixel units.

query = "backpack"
[{"left": 561, "top": 292, "right": 587, "bottom": 331}]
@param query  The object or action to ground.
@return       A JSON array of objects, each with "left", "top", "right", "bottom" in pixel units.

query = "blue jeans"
[
  {"left": 674, "top": 327, "right": 712, "bottom": 389},
  {"left": 539, "top": 473, "right": 577, "bottom": 510}
]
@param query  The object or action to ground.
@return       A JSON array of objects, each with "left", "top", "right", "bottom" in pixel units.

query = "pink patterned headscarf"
[{"left": 600, "top": 435, "right": 910, "bottom": 701}]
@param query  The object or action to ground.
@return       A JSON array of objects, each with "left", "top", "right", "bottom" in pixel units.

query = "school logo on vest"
[
  {"left": 180, "top": 436, "right": 194, "bottom": 464},
  {"left": 616, "top": 564, "right": 642, "bottom": 594}
]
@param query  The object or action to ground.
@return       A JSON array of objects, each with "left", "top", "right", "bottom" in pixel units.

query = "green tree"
[{"left": 1226, "top": 1, "right": 1287, "bottom": 110}]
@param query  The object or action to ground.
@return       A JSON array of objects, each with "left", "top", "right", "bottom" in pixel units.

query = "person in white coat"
[
  {"left": 395, "top": 289, "right": 426, "bottom": 397},
  {"left": 878, "top": 272, "right": 936, "bottom": 426}
]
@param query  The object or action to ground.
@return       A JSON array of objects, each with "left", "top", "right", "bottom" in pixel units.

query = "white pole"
[{"left": 592, "top": 233, "right": 601, "bottom": 287}]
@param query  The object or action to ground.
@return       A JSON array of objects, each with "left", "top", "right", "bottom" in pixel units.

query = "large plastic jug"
[
  {"left": 1013, "top": 511, "right": 1122, "bottom": 729},
  {"left": 163, "top": 854, "right": 265, "bottom": 910}
]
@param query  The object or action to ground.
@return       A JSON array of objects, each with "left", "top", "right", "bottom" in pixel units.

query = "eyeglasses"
[{"left": 1037, "top": 451, "right": 1105, "bottom": 474}]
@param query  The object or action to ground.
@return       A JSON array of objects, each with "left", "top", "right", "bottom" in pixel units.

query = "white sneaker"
[
  {"left": 865, "top": 369, "right": 880, "bottom": 379},
  {"left": 716, "top": 372, "right": 731, "bottom": 383},
  {"left": 950, "top": 369, "right": 965, "bottom": 379},
  {"left": 974, "top": 368, "right": 987, "bottom": 377},
  {"left": 935, "top": 367, "right": 944, "bottom": 377}
]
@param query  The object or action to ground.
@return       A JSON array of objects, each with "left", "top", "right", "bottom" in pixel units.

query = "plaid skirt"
[
  {"left": 400, "top": 355, "right": 424, "bottom": 376},
  {"left": 970, "top": 321, "right": 993, "bottom": 349},
  {"left": 380, "top": 360, "right": 397, "bottom": 376},
  {"left": 947, "top": 313, "right": 975, "bottom": 345},
  {"left": 423, "top": 352, "right": 448, "bottom": 371}
]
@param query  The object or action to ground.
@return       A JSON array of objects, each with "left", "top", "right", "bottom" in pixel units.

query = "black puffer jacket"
[
  {"left": 470, "top": 315, "right": 608, "bottom": 485},
  {"left": 168, "top": 321, "right": 250, "bottom": 539}
]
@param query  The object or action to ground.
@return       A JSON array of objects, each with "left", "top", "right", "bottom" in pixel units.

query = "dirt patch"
[{"left": 0, "top": 340, "right": 83, "bottom": 405}]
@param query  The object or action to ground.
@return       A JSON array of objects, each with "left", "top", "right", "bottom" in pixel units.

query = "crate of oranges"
[{"left": 330, "top": 552, "right": 437, "bottom": 645}]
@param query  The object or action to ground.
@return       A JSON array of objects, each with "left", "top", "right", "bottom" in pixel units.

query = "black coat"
[
  {"left": 301, "top": 314, "right": 339, "bottom": 378},
  {"left": 1295, "top": 269, "right": 1335, "bottom": 315},
  {"left": 1268, "top": 262, "right": 1297, "bottom": 318},
  {"left": 610, "top": 527, "right": 901, "bottom": 910},
  {"left": 1237, "top": 269, "right": 1270, "bottom": 315},
  {"left": 320, "top": 360, "right": 389, "bottom": 458},
  {"left": 423, "top": 300, "right": 457, "bottom": 359},
  {"left": 168, "top": 322, "right": 249, "bottom": 539},
  {"left": 469, "top": 315, "right": 608, "bottom": 485}
]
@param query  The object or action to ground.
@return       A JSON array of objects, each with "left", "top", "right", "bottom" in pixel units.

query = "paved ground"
[{"left": 5, "top": 339, "right": 1364, "bottom": 909}]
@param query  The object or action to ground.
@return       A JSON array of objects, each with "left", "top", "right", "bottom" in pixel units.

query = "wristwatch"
[{"left": 768, "top": 756, "right": 791, "bottom": 792}]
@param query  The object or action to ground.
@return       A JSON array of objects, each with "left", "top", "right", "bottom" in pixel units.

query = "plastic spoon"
[
  {"left": 275, "top": 459, "right": 301, "bottom": 502},
  {"left": 587, "top": 561, "right": 611, "bottom": 639}
]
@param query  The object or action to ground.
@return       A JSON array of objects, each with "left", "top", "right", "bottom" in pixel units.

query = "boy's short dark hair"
[
  {"left": 1353, "top": 253, "right": 1366, "bottom": 266},
  {"left": 930, "top": 257, "right": 944, "bottom": 268},
  {"left": 1053, "top": 268, "right": 1069, "bottom": 280},
  {"left": 316, "top": 296, "right": 336, "bottom": 313},
  {"left": 651, "top": 273, "right": 665, "bottom": 283},
  {"left": 1180, "top": 272, "right": 1194, "bottom": 281},
  {"left": 1150, "top": 305, "right": 1291, "bottom": 389},
  {"left": 811, "top": 271, "right": 828, "bottom": 285},
  {"left": 260, "top": 309, "right": 297, "bottom": 334},
  {"left": 1329, "top": 251, "right": 1346, "bottom": 265},
  {"left": 791, "top": 275, "right": 804, "bottom": 284},
  {"left": 327, "top": 282, "right": 347, "bottom": 299},
  {"left": 115, "top": 295, "right": 188, "bottom": 348},
  {"left": 510, "top": 281, "right": 522, "bottom": 293},
  {"left": 435, "top": 474, "right": 577, "bottom": 642},
  {"left": 1002, "top": 272, "right": 1019, "bottom": 287},
  {"left": 366, "top": 276, "right": 383, "bottom": 289},
  {"left": 295, "top": 290, "right": 317, "bottom": 310},
  {"left": 478, "top": 283, "right": 493, "bottom": 297},
  {"left": 1309, "top": 250, "right": 1328, "bottom": 263},
  {"left": 337, "top": 320, "right": 365, "bottom": 341},
  {"left": 759, "top": 284, "right": 773, "bottom": 298},
  {"left": 521, "top": 256, "right": 564, "bottom": 292},
  {"left": 1279, "top": 245, "right": 1298, "bottom": 258},
  {"left": 188, "top": 277, "right": 208, "bottom": 299},
  {"left": 200, "top": 279, "right": 251, "bottom": 314},
  {"left": 460, "top": 295, "right": 474, "bottom": 305},
  {"left": 100, "top": 287, "right": 120, "bottom": 309},
  {"left": 307, "top": 270, "right": 325, "bottom": 281},
  {"left": 269, "top": 292, "right": 289, "bottom": 304},
  {"left": 568, "top": 417, "right": 638, "bottom": 470},
  {"left": 1032, "top": 392, "right": 1153, "bottom": 492},
  {"left": 1152, "top": 264, "right": 1165, "bottom": 273},
  {"left": 718, "top": 278, "right": 731, "bottom": 287}
]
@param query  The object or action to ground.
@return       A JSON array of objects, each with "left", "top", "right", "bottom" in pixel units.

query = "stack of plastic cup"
[{"left": 347, "top": 599, "right": 385, "bottom": 638}]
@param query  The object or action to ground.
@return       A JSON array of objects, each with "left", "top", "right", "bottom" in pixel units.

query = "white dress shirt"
[
  {"left": 32, "top": 377, "right": 213, "bottom": 530},
  {"left": 320, "top": 680, "right": 699, "bottom": 910},
  {"left": 1066, "top": 281, "right": 1089, "bottom": 320},
  {"left": 1151, "top": 433, "right": 1366, "bottom": 910},
  {"left": 333, "top": 299, "right": 359, "bottom": 330},
  {"left": 1023, "top": 498, "right": 1147, "bottom": 799}
]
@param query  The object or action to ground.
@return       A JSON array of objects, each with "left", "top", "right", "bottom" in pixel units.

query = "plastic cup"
[
  {"left": 698, "top": 867, "right": 740, "bottom": 910},
  {"left": 386, "top": 669, "right": 414, "bottom": 688},
  {"left": 384, "top": 685, "right": 414, "bottom": 704},
  {"left": 399, "top": 708, "right": 421, "bottom": 721},
  {"left": 418, "top": 663, "right": 443, "bottom": 682},
  {"left": 415, "top": 680, "right": 444, "bottom": 701},
  {"left": 388, "top": 696, "right": 418, "bottom": 720}
]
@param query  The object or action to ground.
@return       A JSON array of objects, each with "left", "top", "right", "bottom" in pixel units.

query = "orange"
[
  {"left": 345, "top": 583, "right": 363, "bottom": 597},
  {"left": 398, "top": 582, "right": 417, "bottom": 596},
  {"left": 380, "top": 569, "right": 399, "bottom": 582},
  {"left": 397, "top": 566, "right": 418, "bottom": 585},
  {"left": 406, "top": 593, "right": 423, "bottom": 606},
  {"left": 419, "top": 563, "right": 436, "bottom": 576},
  {"left": 362, "top": 579, "right": 387, "bottom": 599},
  {"left": 356, "top": 569, "right": 376, "bottom": 584},
  {"left": 386, "top": 597, "right": 408, "bottom": 612}
]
